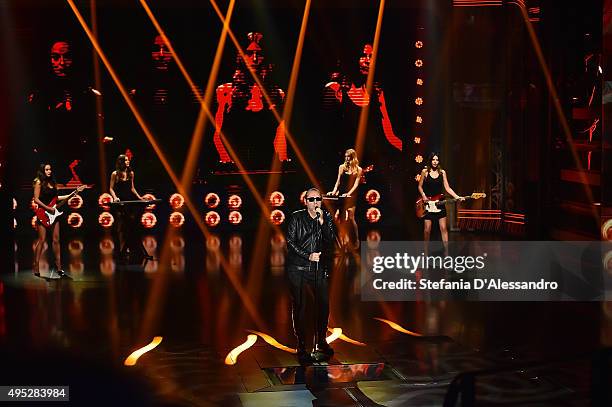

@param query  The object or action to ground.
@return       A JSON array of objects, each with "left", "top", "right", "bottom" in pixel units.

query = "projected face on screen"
[
  {"left": 152, "top": 35, "right": 172, "bottom": 71},
  {"left": 244, "top": 32, "right": 264, "bottom": 69},
  {"left": 359, "top": 44, "right": 373, "bottom": 75},
  {"left": 50, "top": 41, "right": 72, "bottom": 77}
]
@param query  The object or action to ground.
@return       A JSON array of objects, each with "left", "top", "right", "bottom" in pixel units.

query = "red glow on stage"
[
  {"left": 365, "top": 189, "right": 381, "bottom": 205},
  {"left": 228, "top": 194, "right": 242, "bottom": 210},
  {"left": 414, "top": 137, "right": 421, "bottom": 144},
  {"left": 68, "top": 195, "right": 83, "bottom": 209},
  {"left": 415, "top": 97, "right": 423, "bottom": 106},
  {"left": 98, "top": 193, "right": 112, "bottom": 210},
  {"left": 205, "top": 193, "right": 220, "bottom": 208},
  {"left": 169, "top": 212, "right": 185, "bottom": 228},
  {"left": 416, "top": 116, "right": 423, "bottom": 123},
  {"left": 415, "top": 155, "right": 423, "bottom": 163},
  {"left": 415, "top": 40, "right": 423, "bottom": 48},
  {"left": 366, "top": 208, "right": 381, "bottom": 223},
  {"left": 415, "top": 59, "right": 423, "bottom": 67},
  {"left": 141, "top": 212, "right": 157, "bottom": 228},
  {"left": 68, "top": 239, "right": 84, "bottom": 255},
  {"left": 205, "top": 211, "right": 220, "bottom": 227},
  {"left": 142, "top": 194, "right": 157, "bottom": 210},
  {"left": 169, "top": 193, "right": 185, "bottom": 210},
  {"left": 269, "top": 191, "right": 285, "bottom": 207},
  {"left": 270, "top": 209, "right": 285, "bottom": 225},
  {"left": 228, "top": 211, "right": 243, "bottom": 225},
  {"left": 99, "top": 238, "right": 115, "bottom": 255},
  {"left": 416, "top": 78, "right": 423, "bottom": 86},
  {"left": 98, "top": 212, "right": 114, "bottom": 228},
  {"left": 67, "top": 213, "right": 83, "bottom": 228}
]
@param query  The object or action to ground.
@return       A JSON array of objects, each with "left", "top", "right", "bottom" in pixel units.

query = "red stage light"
[
  {"left": 228, "top": 194, "right": 242, "bottom": 210},
  {"left": 299, "top": 191, "right": 307, "bottom": 206},
  {"left": 98, "top": 212, "right": 114, "bottom": 228},
  {"left": 67, "top": 213, "right": 83, "bottom": 228},
  {"left": 365, "top": 189, "right": 381, "bottom": 205},
  {"left": 68, "top": 194, "right": 83, "bottom": 209},
  {"left": 416, "top": 116, "right": 423, "bottom": 124},
  {"left": 366, "top": 207, "right": 381, "bottom": 223},
  {"left": 415, "top": 59, "right": 423, "bottom": 67},
  {"left": 415, "top": 97, "right": 423, "bottom": 106},
  {"left": 414, "top": 137, "right": 421, "bottom": 144},
  {"left": 205, "top": 193, "right": 220, "bottom": 208},
  {"left": 13, "top": 198, "right": 17, "bottom": 210},
  {"left": 228, "top": 211, "right": 243, "bottom": 225},
  {"left": 142, "top": 193, "right": 157, "bottom": 210},
  {"left": 416, "top": 78, "right": 423, "bottom": 86},
  {"left": 169, "top": 211, "right": 185, "bottom": 228},
  {"left": 415, "top": 40, "right": 423, "bottom": 48},
  {"left": 99, "top": 238, "right": 114, "bottom": 255},
  {"left": 415, "top": 155, "right": 423, "bottom": 163},
  {"left": 205, "top": 211, "right": 220, "bottom": 227},
  {"left": 269, "top": 191, "right": 285, "bottom": 207},
  {"left": 270, "top": 209, "right": 285, "bottom": 225},
  {"left": 141, "top": 212, "right": 157, "bottom": 228},
  {"left": 98, "top": 193, "right": 112, "bottom": 210},
  {"left": 366, "top": 230, "right": 381, "bottom": 248},
  {"left": 13, "top": 218, "right": 16, "bottom": 229},
  {"left": 68, "top": 239, "right": 84, "bottom": 255},
  {"left": 169, "top": 193, "right": 184, "bottom": 210}
]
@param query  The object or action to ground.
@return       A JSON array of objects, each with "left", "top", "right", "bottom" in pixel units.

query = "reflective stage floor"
[{"left": 1, "top": 229, "right": 611, "bottom": 406}]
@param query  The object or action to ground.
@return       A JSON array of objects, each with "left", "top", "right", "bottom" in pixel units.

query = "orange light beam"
[
  {"left": 328, "top": 327, "right": 367, "bottom": 346},
  {"left": 354, "top": 0, "right": 385, "bottom": 161},
  {"left": 374, "top": 317, "right": 423, "bottom": 337},
  {"left": 140, "top": 0, "right": 276, "bottom": 226},
  {"left": 124, "top": 336, "right": 163, "bottom": 366},
  {"left": 517, "top": 5, "right": 597, "bottom": 219},
  {"left": 247, "top": 330, "right": 297, "bottom": 354},
  {"left": 208, "top": 0, "right": 322, "bottom": 191},
  {"left": 224, "top": 334, "right": 258, "bottom": 365},
  {"left": 326, "top": 327, "right": 343, "bottom": 344},
  {"left": 67, "top": 0, "right": 267, "bottom": 331}
]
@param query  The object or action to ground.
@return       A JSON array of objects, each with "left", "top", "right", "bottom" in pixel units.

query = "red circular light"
[
  {"left": 169, "top": 193, "right": 184, "bottom": 210},
  {"left": 205, "top": 211, "right": 220, "bottom": 227},
  {"left": 98, "top": 212, "right": 114, "bottom": 228},
  {"left": 67, "top": 213, "right": 83, "bottom": 228},
  {"left": 270, "top": 191, "right": 285, "bottom": 207},
  {"left": 141, "top": 212, "right": 157, "bottom": 228},
  {"left": 142, "top": 193, "right": 157, "bottom": 210},
  {"left": 270, "top": 209, "right": 285, "bottom": 225},
  {"left": 98, "top": 193, "right": 112, "bottom": 210},
  {"left": 365, "top": 189, "right": 381, "bottom": 205},
  {"left": 228, "top": 211, "right": 242, "bottom": 224},
  {"left": 68, "top": 195, "right": 83, "bottom": 209},
  {"left": 205, "top": 193, "right": 220, "bottom": 208},
  {"left": 228, "top": 194, "right": 242, "bottom": 210},
  {"left": 366, "top": 207, "right": 381, "bottom": 223},
  {"left": 169, "top": 211, "right": 185, "bottom": 228}
]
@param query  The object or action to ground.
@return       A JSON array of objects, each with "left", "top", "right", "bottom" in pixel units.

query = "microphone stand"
[{"left": 312, "top": 209, "right": 323, "bottom": 362}]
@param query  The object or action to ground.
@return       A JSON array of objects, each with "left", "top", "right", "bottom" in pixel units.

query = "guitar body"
[
  {"left": 35, "top": 197, "right": 63, "bottom": 228},
  {"left": 415, "top": 194, "right": 444, "bottom": 219}
]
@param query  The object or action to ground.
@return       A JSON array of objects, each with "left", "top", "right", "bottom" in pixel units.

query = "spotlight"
[
  {"left": 415, "top": 59, "right": 423, "bottom": 67},
  {"left": 12, "top": 198, "right": 17, "bottom": 210},
  {"left": 415, "top": 155, "right": 423, "bottom": 163},
  {"left": 98, "top": 212, "right": 114, "bottom": 228},
  {"left": 228, "top": 211, "right": 243, "bottom": 225},
  {"left": 13, "top": 218, "right": 16, "bottom": 229},
  {"left": 228, "top": 194, "right": 242, "bottom": 210},
  {"left": 169, "top": 212, "right": 185, "bottom": 228},
  {"left": 416, "top": 116, "right": 423, "bottom": 124},
  {"left": 299, "top": 191, "right": 307, "bottom": 206},
  {"left": 98, "top": 193, "right": 113, "bottom": 210},
  {"left": 67, "top": 213, "right": 83, "bottom": 228},
  {"left": 205, "top": 193, "right": 220, "bottom": 208},
  {"left": 141, "top": 212, "right": 157, "bottom": 228},
  {"left": 414, "top": 137, "right": 421, "bottom": 144},
  {"left": 366, "top": 207, "right": 381, "bottom": 223},
  {"left": 365, "top": 189, "right": 381, "bottom": 205},
  {"left": 270, "top": 209, "right": 285, "bottom": 225},
  {"left": 269, "top": 191, "right": 285, "bottom": 207},
  {"left": 142, "top": 193, "right": 157, "bottom": 210},
  {"left": 415, "top": 40, "right": 423, "bottom": 48},
  {"left": 205, "top": 211, "right": 220, "bottom": 227},
  {"left": 169, "top": 193, "right": 184, "bottom": 210},
  {"left": 68, "top": 195, "right": 83, "bottom": 209},
  {"left": 415, "top": 97, "right": 423, "bottom": 106},
  {"left": 416, "top": 78, "right": 423, "bottom": 86}
]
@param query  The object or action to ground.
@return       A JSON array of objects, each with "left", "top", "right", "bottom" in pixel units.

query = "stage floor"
[{"left": 1, "top": 229, "right": 610, "bottom": 405}]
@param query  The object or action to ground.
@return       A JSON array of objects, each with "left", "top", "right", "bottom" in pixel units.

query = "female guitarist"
[
  {"left": 417, "top": 153, "right": 464, "bottom": 246},
  {"left": 33, "top": 163, "right": 84, "bottom": 278}
]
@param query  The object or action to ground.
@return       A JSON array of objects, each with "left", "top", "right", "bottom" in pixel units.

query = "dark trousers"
[{"left": 287, "top": 267, "right": 329, "bottom": 350}]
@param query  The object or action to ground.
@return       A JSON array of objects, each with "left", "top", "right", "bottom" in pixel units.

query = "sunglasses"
[{"left": 306, "top": 197, "right": 322, "bottom": 202}]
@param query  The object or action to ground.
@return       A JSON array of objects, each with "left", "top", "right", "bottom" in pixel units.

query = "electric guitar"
[
  {"left": 415, "top": 192, "right": 486, "bottom": 219},
  {"left": 35, "top": 185, "right": 88, "bottom": 227}
]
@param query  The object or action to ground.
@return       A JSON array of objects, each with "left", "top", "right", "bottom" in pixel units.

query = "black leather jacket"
[{"left": 286, "top": 208, "right": 337, "bottom": 271}]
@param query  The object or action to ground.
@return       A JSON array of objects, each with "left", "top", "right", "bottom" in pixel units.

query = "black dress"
[
  {"left": 36, "top": 181, "right": 58, "bottom": 227},
  {"left": 422, "top": 171, "right": 447, "bottom": 220},
  {"left": 338, "top": 170, "right": 359, "bottom": 211}
]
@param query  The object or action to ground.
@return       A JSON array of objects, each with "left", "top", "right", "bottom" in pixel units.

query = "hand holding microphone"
[{"left": 315, "top": 207, "right": 324, "bottom": 224}]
